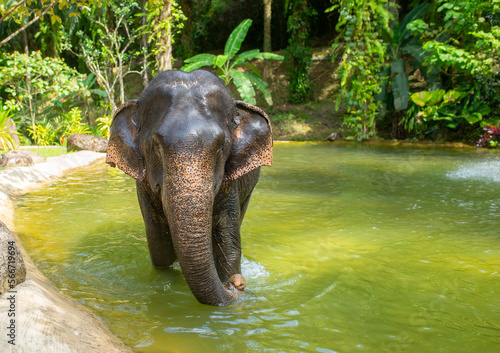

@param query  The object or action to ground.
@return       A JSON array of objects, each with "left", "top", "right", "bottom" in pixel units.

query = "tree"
[
  {"left": 0, "top": 51, "right": 84, "bottom": 138},
  {"left": 0, "top": 0, "right": 97, "bottom": 48},
  {"left": 140, "top": 0, "right": 186, "bottom": 73},
  {"left": 74, "top": 0, "right": 140, "bottom": 112},
  {"left": 155, "top": 0, "right": 173, "bottom": 71},
  {"left": 263, "top": 0, "right": 272, "bottom": 80}
]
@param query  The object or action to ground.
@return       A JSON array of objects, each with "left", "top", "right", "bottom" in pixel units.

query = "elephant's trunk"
[{"left": 162, "top": 155, "right": 234, "bottom": 306}]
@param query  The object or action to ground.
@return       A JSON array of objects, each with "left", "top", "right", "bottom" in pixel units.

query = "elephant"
[{"left": 106, "top": 70, "right": 272, "bottom": 306}]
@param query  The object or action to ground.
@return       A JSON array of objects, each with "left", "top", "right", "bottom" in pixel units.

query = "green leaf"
[
  {"left": 260, "top": 52, "right": 284, "bottom": 60},
  {"left": 214, "top": 55, "right": 228, "bottom": 68},
  {"left": 244, "top": 71, "right": 273, "bottom": 105},
  {"left": 245, "top": 62, "right": 261, "bottom": 76},
  {"left": 470, "top": 101, "right": 491, "bottom": 116},
  {"left": 183, "top": 53, "right": 216, "bottom": 64},
  {"left": 392, "top": 73, "right": 409, "bottom": 110},
  {"left": 230, "top": 69, "right": 256, "bottom": 105},
  {"left": 463, "top": 112, "right": 482, "bottom": 125},
  {"left": 391, "top": 58, "right": 405, "bottom": 74},
  {"left": 399, "top": 4, "right": 430, "bottom": 42},
  {"left": 92, "top": 89, "right": 108, "bottom": 98},
  {"left": 442, "top": 90, "right": 467, "bottom": 103},
  {"left": 234, "top": 50, "right": 284, "bottom": 66},
  {"left": 224, "top": 19, "right": 252, "bottom": 59},
  {"left": 410, "top": 90, "right": 446, "bottom": 107},
  {"left": 181, "top": 61, "right": 211, "bottom": 72},
  {"left": 234, "top": 49, "right": 262, "bottom": 65},
  {"left": 480, "top": 117, "right": 500, "bottom": 127}
]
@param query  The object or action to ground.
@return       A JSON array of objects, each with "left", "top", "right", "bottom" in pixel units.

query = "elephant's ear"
[
  {"left": 225, "top": 101, "right": 273, "bottom": 181},
  {"left": 106, "top": 100, "right": 146, "bottom": 181}
]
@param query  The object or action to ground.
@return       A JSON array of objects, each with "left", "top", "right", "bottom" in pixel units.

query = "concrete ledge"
[{"left": 0, "top": 151, "right": 134, "bottom": 352}]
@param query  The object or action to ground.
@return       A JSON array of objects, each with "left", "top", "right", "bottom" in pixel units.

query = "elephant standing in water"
[{"left": 106, "top": 70, "right": 272, "bottom": 306}]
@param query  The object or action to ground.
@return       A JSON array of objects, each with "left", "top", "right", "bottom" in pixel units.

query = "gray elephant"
[{"left": 106, "top": 70, "right": 272, "bottom": 306}]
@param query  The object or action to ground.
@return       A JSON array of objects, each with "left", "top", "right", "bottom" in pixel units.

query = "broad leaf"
[
  {"left": 470, "top": 101, "right": 491, "bottom": 116},
  {"left": 234, "top": 50, "right": 284, "bottom": 66},
  {"left": 244, "top": 71, "right": 273, "bottom": 105},
  {"left": 92, "top": 89, "right": 108, "bottom": 98},
  {"left": 442, "top": 90, "right": 467, "bottom": 103},
  {"left": 410, "top": 90, "right": 445, "bottom": 107},
  {"left": 480, "top": 116, "right": 500, "bottom": 127},
  {"left": 183, "top": 53, "right": 215, "bottom": 64},
  {"left": 391, "top": 58, "right": 405, "bottom": 74},
  {"left": 181, "top": 61, "right": 213, "bottom": 72},
  {"left": 234, "top": 49, "right": 262, "bottom": 66},
  {"left": 181, "top": 53, "right": 215, "bottom": 72},
  {"left": 462, "top": 111, "right": 482, "bottom": 125},
  {"left": 403, "top": 42, "right": 426, "bottom": 64},
  {"left": 245, "top": 62, "right": 261, "bottom": 76},
  {"left": 392, "top": 73, "right": 409, "bottom": 110},
  {"left": 224, "top": 19, "right": 252, "bottom": 59},
  {"left": 230, "top": 69, "right": 256, "bottom": 105},
  {"left": 399, "top": 4, "right": 430, "bottom": 43},
  {"left": 214, "top": 55, "right": 228, "bottom": 68},
  {"left": 260, "top": 52, "right": 284, "bottom": 60}
]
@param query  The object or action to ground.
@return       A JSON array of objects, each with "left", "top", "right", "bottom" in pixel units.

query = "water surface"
[{"left": 16, "top": 143, "right": 500, "bottom": 352}]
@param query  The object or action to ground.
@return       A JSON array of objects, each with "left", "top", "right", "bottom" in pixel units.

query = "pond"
[{"left": 15, "top": 142, "right": 500, "bottom": 352}]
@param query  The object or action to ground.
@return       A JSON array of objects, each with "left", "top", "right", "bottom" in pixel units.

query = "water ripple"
[{"left": 447, "top": 160, "right": 500, "bottom": 182}]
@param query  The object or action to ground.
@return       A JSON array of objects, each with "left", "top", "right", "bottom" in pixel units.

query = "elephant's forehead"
[
  {"left": 161, "top": 80, "right": 199, "bottom": 88},
  {"left": 158, "top": 81, "right": 223, "bottom": 94}
]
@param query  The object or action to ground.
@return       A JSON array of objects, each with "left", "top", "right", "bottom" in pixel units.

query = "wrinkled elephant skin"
[{"left": 106, "top": 70, "right": 272, "bottom": 306}]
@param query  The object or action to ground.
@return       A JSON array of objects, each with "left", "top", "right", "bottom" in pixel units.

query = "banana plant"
[
  {"left": 377, "top": 4, "right": 435, "bottom": 116},
  {"left": 0, "top": 106, "right": 17, "bottom": 151},
  {"left": 181, "top": 19, "right": 284, "bottom": 105}
]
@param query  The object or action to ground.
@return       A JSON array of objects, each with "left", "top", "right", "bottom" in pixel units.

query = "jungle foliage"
[{"left": 0, "top": 0, "right": 498, "bottom": 147}]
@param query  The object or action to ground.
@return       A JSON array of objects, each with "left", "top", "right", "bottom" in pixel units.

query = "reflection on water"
[{"left": 15, "top": 143, "right": 500, "bottom": 352}]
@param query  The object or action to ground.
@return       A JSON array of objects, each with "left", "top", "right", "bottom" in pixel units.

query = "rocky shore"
[{"left": 0, "top": 151, "right": 134, "bottom": 353}]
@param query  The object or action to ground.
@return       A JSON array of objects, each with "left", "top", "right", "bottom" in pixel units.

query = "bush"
[{"left": 0, "top": 105, "right": 17, "bottom": 150}]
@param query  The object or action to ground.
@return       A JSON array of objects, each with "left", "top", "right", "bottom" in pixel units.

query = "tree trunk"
[
  {"left": 263, "top": 0, "right": 272, "bottom": 52},
  {"left": 179, "top": 0, "right": 194, "bottom": 58},
  {"left": 142, "top": 0, "right": 149, "bottom": 88},
  {"left": 22, "top": 29, "right": 35, "bottom": 140},
  {"left": 157, "top": 1, "right": 173, "bottom": 72},
  {"left": 263, "top": 0, "right": 272, "bottom": 80}
]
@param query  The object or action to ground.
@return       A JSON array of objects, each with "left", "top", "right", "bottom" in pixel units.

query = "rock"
[
  {"left": 0, "top": 220, "right": 26, "bottom": 294},
  {"left": 0, "top": 150, "right": 46, "bottom": 168},
  {"left": 67, "top": 134, "right": 108, "bottom": 153},
  {"left": 327, "top": 131, "right": 343, "bottom": 141}
]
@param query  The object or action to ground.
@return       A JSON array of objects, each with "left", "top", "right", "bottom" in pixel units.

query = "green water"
[{"left": 15, "top": 143, "right": 500, "bottom": 353}]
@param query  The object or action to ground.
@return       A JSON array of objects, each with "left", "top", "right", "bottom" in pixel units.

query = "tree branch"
[
  {"left": 0, "top": 0, "right": 27, "bottom": 24},
  {"left": 0, "top": 0, "right": 59, "bottom": 47}
]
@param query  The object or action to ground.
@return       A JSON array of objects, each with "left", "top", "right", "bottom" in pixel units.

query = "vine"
[
  {"left": 285, "top": 0, "right": 316, "bottom": 103},
  {"left": 328, "top": 0, "right": 390, "bottom": 140}
]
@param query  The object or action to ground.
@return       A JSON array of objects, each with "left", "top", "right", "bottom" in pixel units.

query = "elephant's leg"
[
  {"left": 136, "top": 180, "right": 176, "bottom": 268},
  {"left": 237, "top": 168, "right": 260, "bottom": 225},
  {"left": 212, "top": 182, "right": 243, "bottom": 283}
]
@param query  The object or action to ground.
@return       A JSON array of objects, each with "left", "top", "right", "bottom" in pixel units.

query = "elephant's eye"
[
  {"left": 153, "top": 142, "right": 161, "bottom": 157},
  {"left": 216, "top": 145, "right": 225, "bottom": 157}
]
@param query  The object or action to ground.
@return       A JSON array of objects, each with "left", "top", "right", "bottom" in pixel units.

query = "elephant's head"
[{"left": 106, "top": 70, "right": 272, "bottom": 305}]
